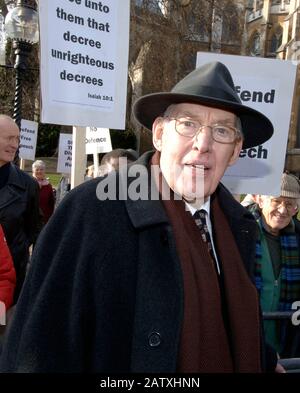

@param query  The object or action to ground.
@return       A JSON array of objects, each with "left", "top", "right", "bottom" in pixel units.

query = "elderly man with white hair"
[{"left": 254, "top": 173, "right": 300, "bottom": 358}]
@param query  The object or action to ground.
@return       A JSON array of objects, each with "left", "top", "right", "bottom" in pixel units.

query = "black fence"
[{"left": 263, "top": 311, "right": 300, "bottom": 373}]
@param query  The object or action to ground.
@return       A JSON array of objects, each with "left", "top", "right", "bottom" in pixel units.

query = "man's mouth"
[
  {"left": 185, "top": 163, "right": 209, "bottom": 171},
  {"left": 274, "top": 214, "right": 288, "bottom": 221}
]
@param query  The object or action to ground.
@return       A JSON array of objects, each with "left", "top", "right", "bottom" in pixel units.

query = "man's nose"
[
  {"left": 192, "top": 126, "right": 212, "bottom": 152},
  {"left": 277, "top": 203, "right": 288, "bottom": 214}
]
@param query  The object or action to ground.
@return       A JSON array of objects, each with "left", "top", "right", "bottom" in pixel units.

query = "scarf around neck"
[{"left": 255, "top": 218, "right": 300, "bottom": 311}]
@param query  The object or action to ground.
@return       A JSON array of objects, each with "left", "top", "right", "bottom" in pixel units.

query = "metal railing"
[{"left": 263, "top": 311, "right": 300, "bottom": 373}]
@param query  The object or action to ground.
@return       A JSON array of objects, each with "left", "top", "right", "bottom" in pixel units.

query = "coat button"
[{"left": 148, "top": 332, "right": 161, "bottom": 347}]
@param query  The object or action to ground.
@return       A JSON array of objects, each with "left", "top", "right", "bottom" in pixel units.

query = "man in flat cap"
[
  {"left": 254, "top": 173, "right": 300, "bottom": 358},
  {"left": 0, "top": 62, "right": 277, "bottom": 372}
]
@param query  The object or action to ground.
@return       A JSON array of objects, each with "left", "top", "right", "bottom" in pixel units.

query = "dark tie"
[
  {"left": 193, "top": 209, "right": 213, "bottom": 249},
  {"left": 193, "top": 209, "right": 217, "bottom": 266}
]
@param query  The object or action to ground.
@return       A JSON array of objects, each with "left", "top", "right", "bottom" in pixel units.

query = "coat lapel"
[
  {"left": 216, "top": 184, "right": 258, "bottom": 277},
  {"left": 0, "top": 164, "right": 27, "bottom": 211}
]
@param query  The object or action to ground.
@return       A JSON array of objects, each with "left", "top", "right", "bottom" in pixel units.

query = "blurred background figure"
[
  {"left": 32, "top": 160, "right": 55, "bottom": 225},
  {"left": 241, "top": 193, "right": 261, "bottom": 219},
  {"left": 55, "top": 174, "right": 71, "bottom": 208},
  {"left": 241, "top": 193, "right": 257, "bottom": 207},
  {"left": 85, "top": 164, "right": 94, "bottom": 181},
  {"left": 99, "top": 148, "right": 139, "bottom": 176}
]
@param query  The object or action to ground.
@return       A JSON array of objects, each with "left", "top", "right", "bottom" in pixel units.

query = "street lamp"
[{"left": 4, "top": 0, "right": 39, "bottom": 164}]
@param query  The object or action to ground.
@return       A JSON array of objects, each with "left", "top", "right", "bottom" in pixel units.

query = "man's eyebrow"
[{"left": 175, "top": 111, "right": 236, "bottom": 124}]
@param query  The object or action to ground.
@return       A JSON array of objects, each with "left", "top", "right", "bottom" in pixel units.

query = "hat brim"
[{"left": 133, "top": 92, "right": 274, "bottom": 149}]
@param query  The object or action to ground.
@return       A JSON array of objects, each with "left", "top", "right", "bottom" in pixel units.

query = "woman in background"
[{"left": 32, "top": 160, "right": 55, "bottom": 224}]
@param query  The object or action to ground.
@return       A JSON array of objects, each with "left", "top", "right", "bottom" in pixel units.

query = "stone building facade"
[{"left": 130, "top": 0, "right": 246, "bottom": 152}]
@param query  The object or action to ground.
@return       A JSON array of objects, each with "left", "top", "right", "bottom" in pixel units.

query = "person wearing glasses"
[
  {"left": 0, "top": 62, "right": 280, "bottom": 372},
  {"left": 254, "top": 172, "right": 300, "bottom": 358}
]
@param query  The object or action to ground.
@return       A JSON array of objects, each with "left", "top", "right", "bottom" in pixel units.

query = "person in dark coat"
[
  {"left": 0, "top": 63, "right": 279, "bottom": 372},
  {"left": 0, "top": 115, "right": 41, "bottom": 303}
]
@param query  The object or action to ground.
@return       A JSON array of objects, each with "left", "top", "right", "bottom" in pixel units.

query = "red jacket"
[{"left": 0, "top": 225, "right": 16, "bottom": 310}]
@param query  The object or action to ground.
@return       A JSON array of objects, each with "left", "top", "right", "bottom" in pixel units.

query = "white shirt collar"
[{"left": 185, "top": 198, "right": 211, "bottom": 217}]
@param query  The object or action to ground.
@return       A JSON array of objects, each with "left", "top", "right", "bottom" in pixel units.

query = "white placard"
[
  {"left": 86, "top": 127, "right": 112, "bottom": 154},
  {"left": 39, "top": 0, "right": 130, "bottom": 129},
  {"left": 57, "top": 133, "right": 73, "bottom": 174},
  {"left": 19, "top": 119, "right": 38, "bottom": 160},
  {"left": 196, "top": 52, "right": 297, "bottom": 196}
]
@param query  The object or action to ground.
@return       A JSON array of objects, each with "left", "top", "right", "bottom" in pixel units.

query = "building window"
[
  {"left": 135, "top": 0, "right": 163, "bottom": 14},
  {"left": 222, "top": 4, "right": 240, "bottom": 42},
  {"left": 269, "top": 27, "right": 283, "bottom": 54},
  {"left": 247, "top": 0, "right": 254, "bottom": 8},
  {"left": 271, "top": 0, "right": 290, "bottom": 5},
  {"left": 250, "top": 32, "right": 261, "bottom": 56}
]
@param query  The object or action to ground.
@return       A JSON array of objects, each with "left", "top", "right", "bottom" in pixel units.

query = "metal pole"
[{"left": 12, "top": 40, "right": 32, "bottom": 166}]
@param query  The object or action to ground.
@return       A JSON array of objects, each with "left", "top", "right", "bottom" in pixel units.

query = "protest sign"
[
  {"left": 196, "top": 52, "right": 297, "bottom": 195},
  {"left": 57, "top": 133, "right": 72, "bottom": 174},
  {"left": 19, "top": 119, "right": 38, "bottom": 161},
  {"left": 85, "top": 127, "right": 112, "bottom": 154},
  {"left": 39, "top": 0, "right": 130, "bottom": 129}
]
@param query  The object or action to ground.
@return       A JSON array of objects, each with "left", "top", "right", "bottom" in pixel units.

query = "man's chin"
[
  {"left": 6, "top": 154, "right": 15, "bottom": 161},
  {"left": 182, "top": 193, "right": 205, "bottom": 207}
]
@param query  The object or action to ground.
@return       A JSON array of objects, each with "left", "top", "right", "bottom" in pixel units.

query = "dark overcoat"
[
  {"left": 0, "top": 152, "right": 275, "bottom": 372},
  {"left": 0, "top": 164, "right": 41, "bottom": 300}
]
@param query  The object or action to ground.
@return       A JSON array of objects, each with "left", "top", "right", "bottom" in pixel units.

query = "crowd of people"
[{"left": 0, "top": 61, "right": 299, "bottom": 373}]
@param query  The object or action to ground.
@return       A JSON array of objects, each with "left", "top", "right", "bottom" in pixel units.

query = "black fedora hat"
[{"left": 133, "top": 61, "right": 273, "bottom": 149}]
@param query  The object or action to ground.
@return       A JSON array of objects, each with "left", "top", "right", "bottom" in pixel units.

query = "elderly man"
[
  {"left": 0, "top": 62, "right": 276, "bottom": 372},
  {"left": 0, "top": 115, "right": 41, "bottom": 302},
  {"left": 255, "top": 173, "right": 300, "bottom": 358}
]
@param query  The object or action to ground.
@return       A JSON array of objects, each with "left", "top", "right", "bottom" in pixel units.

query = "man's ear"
[
  {"left": 152, "top": 117, "right": 164, "bottom": 152},
  {"left": 292, "top": 205, "right": 299, "bottom": 217},
  {"left": 228, "top": 138, "right": 243, "bottom": 166}
]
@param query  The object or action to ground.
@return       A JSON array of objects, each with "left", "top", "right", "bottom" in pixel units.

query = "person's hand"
[{"left": 275, "top": 362, "right": 286, "bottom": 373}]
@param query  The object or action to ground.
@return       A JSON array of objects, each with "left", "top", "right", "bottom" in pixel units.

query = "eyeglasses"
[
  {"left": 165, "top": 116, "right": 241, "bottom": 144},
  {"left": 269, "top": 198, "right": 298, "bottom": 213}
]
